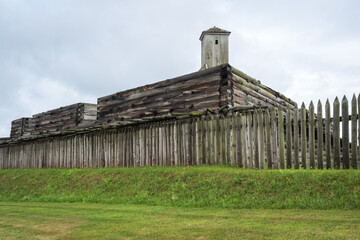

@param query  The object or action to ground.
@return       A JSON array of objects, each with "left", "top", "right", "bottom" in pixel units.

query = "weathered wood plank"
[
  {"left": 215, "top": 115, "right": 220, "bottom": 164},
  {"left": 247, "top": 113, "right": 254, "bottom": 169},
  {"left": 333, "top": 97, "right": 340, "bottom": 169},
  {"left": 115, "top": 130, "right": 120, "bottom": 167},
  {"left": 270, "top": 108, "right": 277, "bottom": 169},
  {"left": 236, "top": 113, "right": 243, "bottom": 168},
  {"left": 293, "top": 107, "right": 300, "bottom": 169},
  {"left": 197, "top": 117, "right": 202, "bottom": 164},
  {"left": 309, "top": 101, "right": 315, "bottom": 169},
  {"left": 352, "top": 94, "right": 358, "bottom": 169},
  {"left": 342, "top": 96, "right": 349, "bottom": 169},
  {"left": 226, "top": 115, "right": 231, "bottom": 165},
  {"left": 150, "top": 126, "right": 154, "bottom": 166},
  {"left": 171, "top": 123, "right": 175, "bottom": 166},
  {"left": 325, "top": 99, "right": 331, "bottom": 169},
  {"left": 231, "top": 114, "right": 236, "bottom": 165},
  {"left": 278, "top": 108, "right": 285, "bottom": 169},
  {"left": 167, "top": 123, "right": 171, "bottom": 166},
  {"left": 187, "top": 120, "right": 193, "bottom": 166},
  {"left": 258, "top": 110, "right": 265, "bottom": 169},
  {"left": 205, "top": 116, "right": 210, "bottom": 165},
  {"left": 242, "top": 115, "right": 248, "bottom": 168},
  {"left": 317, "top": 100, "right": 323, "bottom": 169},
  {"left": 178, "top": 121, "right": 183, "bottom": 166},
  {"left": 254, "top": 110, "right": 259, "bottom": 169},
  {"left": 209, "top": 116, "right": 214, "bottom": 165},
  {"left": 286, "top": 105, "right": 292, "bottom": 169},
  {"left": 147, "top": 126, "right": 151, "bottom": 166},
  {"left": 162, "top": 125, "right": 167, "bottom": 166},
  {"left": 221, "top": 116, "right": 226, "bottom": 165},
  {"left": 192, "top": 120, "right": 197, "bottom": 166},
  {"left": 300, "top": 103, "right": 307, "bottom": 169},
  {"left": 201, "top": 116, "right": 207, "bottom": 164},
  {"left": 265, "top": 109, "right": 272, "bottom": 169},
  {"left": 154, "top": 124, "right": 159, "bottom": 166}
]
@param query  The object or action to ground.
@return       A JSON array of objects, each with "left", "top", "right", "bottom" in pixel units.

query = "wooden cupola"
[{"left": 200, "top": 26, "right": 231, "bottom": 70}]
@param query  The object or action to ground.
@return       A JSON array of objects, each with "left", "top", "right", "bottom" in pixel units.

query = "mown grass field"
[
  {"left": 0, "top": 166, "right": 359, "bottom": 239},
  {"left": 1, "top": 202, "right": 360, "bottom": 239}
]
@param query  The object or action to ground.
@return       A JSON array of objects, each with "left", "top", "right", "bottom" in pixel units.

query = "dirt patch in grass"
[{"left": 0, "top": 210, "right": 85, "bottom": 240}]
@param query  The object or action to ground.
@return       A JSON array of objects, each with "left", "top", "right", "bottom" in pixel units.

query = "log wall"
[
  {"left": 96, "top": 64, "right": 297, "bottom": 126},
  {"left": 230, "top": 68, "right": 297, "bottom": 109},
  {"left": 10, "top": 118, "right": 32, "bottom": 139},
  {"left": 97, "top": 66, "right": 226, "bottom": 125},
  {"left": 8, "top": 64, "right": 296, "bottom": 141},
  {"left": 10, "top": 103, "right": 97, "bottom": 139}
]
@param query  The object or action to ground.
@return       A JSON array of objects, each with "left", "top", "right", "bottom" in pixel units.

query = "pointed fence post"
[
  {"left": 247, "top": 113, "right": 254, "bottom": 169},
  {"left": 300, "top": 103, "right": 307, "bottom": 169},
  {"left": 242, "top": 114, "right": 248, "bottom": 168},
  {"left": 309, "top": 102, "right": 315, "bottom": 169},
  {"left": 221, "top": 115, "right": 226, "bottom": 165},
  {"left": 197, "top": 117, "right": 203, "bottom": 164},
  {"left": 225, "top": 115, "right": 231, "bottom": 165},
  {"left": 286, "top": 105, "right": 292, "bottom": 169},
  {"left": 215, "top": 115, "right": 220, "bottom": 164},
  {"left": 236, "top": 113, "right": 243, "bottom": 168},
  {"left": 270, "top": 108, "right": 278, "bottom": 169},
  {"left": 210, "top": 116, "right": 215, "bottom": 165},
  {"left": 278, "top": 107, "right": 285, "bottom": 169},
  {"left": 192, "top": 119, "right": 197, "bottom": 166},
  {"left": 265, "top": 109, "right": 272, "bottom": 169},
  {"left": 258, "top": 110, "right": 265, "bottom": 169},
  {"left": 342, "top": 96, "right": 349, "bottom": 169},
  {"left": 317, "top": 100, "right": 323, "bottom": 169},
  {"left": 293, "top": 106, "right": 300, "bottom": 169},
  {"left": 352, "top": 94, "right": 358, "bottom": 169},
  {"left": 325, "top": 99, "right": 331, "bottom": 169},
  {"left": 333, "top": 98, "right": 341, "bottom": 169},
  {"left": 232, "top": 114, "right": 237, "bottom": 166},
  {"left": 254, "top": 109, "right": 259, "bottom": 169},
  {"left": 187, "top": 119, "right": 193, "bottom": 166},
  {"left": 201, "top": 116, "right": 206, "bottom": 164}
]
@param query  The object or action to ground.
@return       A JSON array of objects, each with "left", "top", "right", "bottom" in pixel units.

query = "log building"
[
  {"left": 6, "top": 27, "right": 296, "bottom": 140},
  {"left": 10, "top": 103, "right": 97, "bottom": 139}
]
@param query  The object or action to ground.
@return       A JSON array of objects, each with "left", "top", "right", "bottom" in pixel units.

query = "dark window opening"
[{"left": 215, "top": 40, "right": 218, "bottom": 44}]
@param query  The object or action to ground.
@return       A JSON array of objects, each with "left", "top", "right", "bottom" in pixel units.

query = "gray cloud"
[{"left": 1, "top": 0, "right": 359, "bottom": 136}]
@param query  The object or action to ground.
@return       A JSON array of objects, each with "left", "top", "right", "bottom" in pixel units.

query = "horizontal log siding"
[
  {"left": 97, "top": 66, "right": 231, "bottom": 125},
  {"left": 10, "top": 118, "right": 32, "bottom": 139},
  {"left": 230, "top": 71, "right": 297, "bottom": 109},
  {"left": 10, "top": 103, "right": 97, "bottom": 139}
]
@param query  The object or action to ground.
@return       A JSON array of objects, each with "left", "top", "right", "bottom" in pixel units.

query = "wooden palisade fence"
[{"left": 0, "top": 94, "right": 359, "bottom": 170}]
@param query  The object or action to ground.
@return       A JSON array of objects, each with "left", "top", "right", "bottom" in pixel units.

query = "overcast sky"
[{"left": 1, "top": 0, "right": 359, "bottom": 137}]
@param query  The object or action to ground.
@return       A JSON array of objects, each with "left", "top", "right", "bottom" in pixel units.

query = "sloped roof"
[{"left": 199, "top": 26, "right": 231, "bottom": 40}]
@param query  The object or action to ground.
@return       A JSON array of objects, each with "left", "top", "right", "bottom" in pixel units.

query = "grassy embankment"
[{"left": 0, "top": 166, "right": 359, "bottom": 209}]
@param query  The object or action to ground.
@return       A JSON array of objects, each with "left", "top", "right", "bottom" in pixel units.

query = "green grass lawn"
[{"left": 0, "top": 202, "right": 359, "bottom": 240}]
